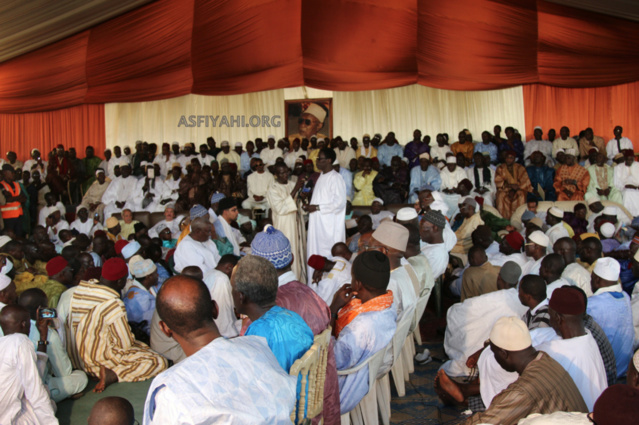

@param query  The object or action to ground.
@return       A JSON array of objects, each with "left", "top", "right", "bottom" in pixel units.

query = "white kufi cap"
[
  {"left": 489, "top": 316, "right": 532, "bottom": 351},
  {"left": 593, "top": 257, "right": 620, "bottom": 282}
]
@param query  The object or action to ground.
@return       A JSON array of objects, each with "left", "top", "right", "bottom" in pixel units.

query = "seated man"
[
  {"left": 251, "top": 225, "right": 340, "bottom": 424},
  {"left": 0, "top": 305, "right": 58, "bottom": 424},
  {"left": 554, "top": 149, "right": 590, "bottom": 201},
  {"left": 202, "top": 255, "right": 241, "bottom": 338},
  {"left": 173, "top": 217, "right": 220, "bottom": 274},
  {"left": 308, "top": 243, "right": 353, "bottom": 305},
  {"left": 123, "top": 259, "right": 160, "bottom": 337},
  {"left": 461, "top": 246, "right": 501, "bottom": 301},
  {"left": 368, "top": 198, "right": 394, "bottom": 230},
  {"left": 451, "top": 197, "right": 485, "bottom": 258},
  {"left": 437, "top": 316, "right": 588, "bottom": 424},
  {"left": 68, "top": 258, "right": 168, "bottom": 392},
  {"left": 545, "top": 207, "right": 569, "bottom": 252},
  {"left": 419, "top": 209, "right": 450, "bottom": 280},
  {"left": 148, "top": 204, "right": 182, "bottom": 239},
  {"left": 18, "top": 288, "right": 88, "bottom": 402},
  {"left": 329, "top": 251, "right": 397, "bottom": 413},
  {"left": 588, "top": 257, "right": 634, "bottom": 377},
  {"left": 231, "top": 255, "right": 314, "bottom": 373},
  {"left": 241, "top": 158, "right": 273, "bottom": 213},
  {"left": 442, "top": 261, "right": 527, "bottom": 377},
  {"left": 144, "top": 275, "right": 296, "bottom": 424}
]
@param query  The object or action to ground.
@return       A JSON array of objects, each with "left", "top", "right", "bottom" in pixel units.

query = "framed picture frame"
[{"left": 284, "top": 98, "right": 332, "bottom": 140}]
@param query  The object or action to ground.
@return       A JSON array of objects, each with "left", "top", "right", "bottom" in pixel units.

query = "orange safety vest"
[{"left": 0, "top": 181, "right": 23, "bottom": 219}]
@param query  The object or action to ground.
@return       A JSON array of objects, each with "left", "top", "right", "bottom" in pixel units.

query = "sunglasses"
[{"left": 298, "top": 118, "right": 313, "bottom": 125}]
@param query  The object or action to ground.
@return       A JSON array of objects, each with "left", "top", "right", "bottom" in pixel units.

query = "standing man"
[
  {"left": 404, "top": 129, "right": 429, "bottom": 169},
  {"left": 82, "top": 146, "right": 103, "bottom": 193},
  {"left": 304, "top": 148, "right": 346, "bottom": 282},
  {"left": 1, "top": 165, "right": 27, "bottom": 237}
]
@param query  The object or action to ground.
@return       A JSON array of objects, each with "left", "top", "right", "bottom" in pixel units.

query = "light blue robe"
[
  {"left": 409, "top": 165, "right": 441, "bottom": 203},
  {"left": 334, "top": 306, "right": 397, "bottom": 413},
  {"left": 587, "top": 288, "right": 634, "bottom": 377},
  {"left": 123, "top": 281, "right": 157, "bottom": 335}
]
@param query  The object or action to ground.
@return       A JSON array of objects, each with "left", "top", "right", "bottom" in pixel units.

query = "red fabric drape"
[
  {"left": 0, "top": 104, "right": 105, "bottom": 163},
  {"left": 523, "top": 82, "right": 639, "bottom": 149},
  {"left": 0, "top": 0, "right": 638, "bottom": 113}
]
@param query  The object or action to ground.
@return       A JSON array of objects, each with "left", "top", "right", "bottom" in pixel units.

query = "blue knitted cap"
[
  {"left": 251, "top": 225, "right": 293, "bottom": 270},
  {"left": 210, "top": 192, "right": 226, "bottom": 204},
  {"left": 190, "top": 204, "right": 208, "bottom": 219}
]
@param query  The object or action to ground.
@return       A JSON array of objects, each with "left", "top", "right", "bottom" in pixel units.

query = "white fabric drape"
[{"left": 105, "top": 85, "right": 524, "bottom": 148}]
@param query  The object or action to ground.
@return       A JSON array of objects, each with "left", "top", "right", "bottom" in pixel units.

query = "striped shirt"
[
  {"left": 584, "top": 314, "right": 617, "bottom": 386},
  {"left": 522, "top": 299, "right": 551, "bottom": 330},
  {"left": 463, "top": 352, "right": 588, "bottom": 425},
  {"left": 69, "top": 280, "right": 167, "bottom": 382}
]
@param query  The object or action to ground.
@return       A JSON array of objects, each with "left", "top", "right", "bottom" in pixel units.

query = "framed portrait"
[{"left": 285, "top": 98, "right": 332, "bottom": 140}]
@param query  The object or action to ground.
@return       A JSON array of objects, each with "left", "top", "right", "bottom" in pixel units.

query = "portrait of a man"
[{"left": 285, "top": 99, "right": 332, "bottom": 140}]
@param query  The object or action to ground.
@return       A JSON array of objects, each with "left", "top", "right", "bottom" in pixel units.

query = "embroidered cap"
[{"left": 251, "top": 225, "right": 292, "bottom": 270}]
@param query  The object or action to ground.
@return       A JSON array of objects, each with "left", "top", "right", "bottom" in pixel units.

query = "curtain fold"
[
  {"left": 1, "top": 0, "right": 638, "bottom": 113},
  {"left": 0, "top": 104, "right": 105, "bottom": 161},
  {"left": 523, "top": 82, "right": 639, "bottom": 148}
]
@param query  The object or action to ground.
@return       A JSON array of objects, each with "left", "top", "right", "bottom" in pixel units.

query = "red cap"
[
  {"left": 303, "top": 159, "right": 313, "bottom": 165},
  {"left": 93, "top": 230, "right": 107, "bottom": 239},
  {"left": 114, "top": 239, "right": 129, "bottom": 255},
  {"left": 307, "top": 254, "right": 326, "bottom": 270},
  {"left": 549, "top": 286, "right": 586, "bottom": 315},
  {"left": 46, "top": 256, "right": 68, "bottom": 277},
  {"left": 371, "top": 157, "right": 379, "bottom": 164},
  {"left": 504, "top": 231, "right": 524, "bottom": 251},
  {"left": 101, "top": 258, "right": 128, "bottom": 281}
]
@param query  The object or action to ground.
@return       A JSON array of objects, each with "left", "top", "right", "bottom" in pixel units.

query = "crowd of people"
[{"left": 0, "top": 122, "right": 638, "bottom": 424}]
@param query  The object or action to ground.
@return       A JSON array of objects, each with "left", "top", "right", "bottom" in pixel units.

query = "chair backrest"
[
  {"left": 412, "top": 291, "right": 431, "bottom": 335},
  {"left": 392, "top": 307, "right": 415, "bottom": 361},
  {"left": 289, "top": 327, "right": 332, "bottom": 424},
  {"left": 336, "top": 339, "right": 390, "bottom": 399}
]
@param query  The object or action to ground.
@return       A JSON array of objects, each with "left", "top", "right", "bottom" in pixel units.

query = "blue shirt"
[
  {"left": 246, "top": 305, "right": 313, "bottom": 373},
  {"left": 473, "top": 142, "right": 498, "bottom": 164},
  {"left": 526, "top": 165, "right": 557, "bottom": 201},
  {"left": 123, "top": 282, "right": 157, "bottom": 336},
  {"left": 377, "top": 143, "right": 404, "bottom": 168},
  {"left": 338, "top": 167, "right": 354, "bottom": 200},
  {"left": 587, "top": 289, "right": 634, "bottom": 377},
  {"left": 409, "top": 165, "right": 441, "bottom": 203}
]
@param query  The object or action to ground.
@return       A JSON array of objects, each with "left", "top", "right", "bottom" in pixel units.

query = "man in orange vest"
[{"left": 1, "top": 164, "right": 26, "bottom": 237}]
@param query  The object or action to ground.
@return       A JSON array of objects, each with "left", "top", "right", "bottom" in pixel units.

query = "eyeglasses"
[
  {"left": 317, "top": 157, "right": 328, "bottom": 161},
  {"left": 298, "top": 118, "right": 312, "bottom": 125}
]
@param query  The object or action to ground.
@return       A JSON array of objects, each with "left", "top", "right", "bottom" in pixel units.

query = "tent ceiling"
[
  {"left": 1, "top": 0, "right": 638, "bottom": 64},
  {"left": 0, "top": 0, "right": 154, "bottom": 63}
]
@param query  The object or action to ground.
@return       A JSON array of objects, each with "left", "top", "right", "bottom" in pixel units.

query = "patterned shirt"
[
  {"left": 522, "top": 299, "right": 550, "bottom": 330},
  {"left": 463, "top": 352, "right": 588, "bottom": 425},
  {"left": 584, "top": 314, "right": 617, "bottom": 386}
]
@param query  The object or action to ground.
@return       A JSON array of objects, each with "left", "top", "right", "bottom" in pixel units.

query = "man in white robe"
[
  {"left": 369, "top": 198, "right": 394, "bottom": 230},
  {"left": 467, "top": 153, "right": 496, "bottom": 207},
  {"left": 0, "top": 306, "right": 58, "bottom": 425},
  {"left": 242, "top": 158, "right": 273, "bottom": 213},
  {"left": 215, "top": 141, "right": 240, "bottom": 167},
  {"left": 101, "top": 161, "right": 138, "bottom": 220},
  {"left": 148, "top": 204, "right": 182, "bottom": 239},
  {"left": 419, "top": 210, "right": 449, "bottom": 280},
  {"left": 70, "top": 206, "right": 102, "bottom": 236},
  {"left": 308, "top": 249, "right": 352, "bottom": 305},
  {"left": 524, "top": 127, "right": 553, "bottom": 166},
  {"left": 202, "top": 257, "right": 241, "bottom": 338},
  {"left": 304, "top": 148, "right": 346, "bottom": 282},
  {"left": 158, "top": 163, "right": 182, "bottom": 205},
  {"left": 478, "top": 287, "right": 606, "bottom": 411},
  {"left": 173, "top": 217, "right": 220, "bottom": 274},
  {"left": 144, "top": 275, "right": 296, "bottom": 424},
  {"left": 133, "top": 165, "right": 165, "bottom": 213},
  {"left": 266, "top": 163, "right": 307, "bottom": 282},
  {"left": 217, "top": 198, "right": 246, "bottom": 256},
  {"left": 545, "top": 207, "right": 569, "bottom": 253},
  {"left": 79, "top": 168, "right": 111, "bottom": 222},
  {"left": 606, "top": 125, "right": 633, "bottom": 163},
  {"left": 440, "top": 157, "right": 467, "bottom": 216},
  {"left": 613, "top": 151, "right": 639, "bottom": 216},
  {"left": 442, "top": 261, "right": 527, "bottom": 377},
  {"left": 259, "top": 136, "right": 284, "bottom": 166},
  {"left": 520, "top": 231, "right": 549, "bottom": 276},
  {"left": 335, "top": 139, "right": 356, "bottom": 169}
]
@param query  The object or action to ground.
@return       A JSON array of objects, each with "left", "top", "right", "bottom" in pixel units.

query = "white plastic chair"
[
  {"left": 375, "top": 307, "right": 415, "bottom": 425},
  {"left": 289, "top": 327, "right": 332, "bottom": 424},
  {"left": 404, "top": 286, "right": 433, "bottom": 379},
  {"left": 338, "top": 342, "right": 389, "bottom": 425}
]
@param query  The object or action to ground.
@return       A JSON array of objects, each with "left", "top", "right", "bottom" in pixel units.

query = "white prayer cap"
[
  {"left": 533, "top": 126, "right": 542, "bottom": 131},
  {"left": 48, "top": 206, "right": 60, "bottom": 215},
  {"left": 0, "top": 235, "right": 11, "bottom": 249},
  {"left": 564, "top": 148, "right": 576, "bottom": 156},
  {"left": 128, "top": 254, "right": 144, "bottom": 266},
  {"left": 446, "top": 156, "right": 457, "bottom": 164},
  {"left": 140, "top": 161, "right": 149, "bottom": 167},
  {"left": 0, "top": 273, "right": 11, "bottom": 291},
  {"left": 372, "top": 221, "right": 409, "bottom": 252},
  {"left": 317, "top": 138, "right": 325, "bottom": 143},
  {"left": 119, "top": 159, "right": 130, "bottom": 167},
  {"left": 267, "top": 134, "right": 276, "bottom": 140},
  {"left": 402, "top": 157, "right": 409, "bottom": 164},
  {"left": 30, "top": 148, "right": 40, "bottom": 155},
  {"left": 555, "top": 148, "right": 565, "bottom": 154},
  {"left": 121, "top": 241, "right": 141, "bottom": 260},
  {"left": 593, "top": 257, "right": 620, "bottom": 282},
  {"left": 372, "top": 198, "right": 384, "bottom": 206},
  {"left": 95, "top": 168, "right": 105, "bottom": 177},
  {"left": 1, "top": 258, "right": 13, "bottom": 275},
  {"left": 419, "top": 152, "right": 430, "bottom": 160},
  {"left": 602, "top": 206, "right": 617, "bottom": 216},
  {"left": 332, "top": 159, "right": 339, "bottom": 166},
  {"left": 489, "top": 316, "right": 531, "bottom": 351},
  {"left": 77, "top": 205, "right": 88, "bottom": 213},
  {"left": 587, "top": 195, "right": 601, "bottom": 205},
  {"left": 155, "top": 223, "right": 169, "bottom": 234},
  {"left": 600, "top": 222, "right": 615, "bottom": 238},
  {"left": 131, "top": 259, "right": 157, "bottom": 279},
  {"left": 172, "top": 141, "right": 180, "bottom": 146},
  {"left": 235, "top": 142, "right": 242, "bottom": 147},
  {"left": 221, "top": 141, "right": 229, "bottom": 147},
  {"left": 528, "top": 230, "right": 550, "bottom": 247},
  {"left": 548, "top": 207, "right": 564, "bottom": 219},
  {"left": 304, "top": 103, "right": 327, "bottom": 123},
  {"left": 135, "top": 140, "right": 143, "bottom": 145},
  {"left": 396, "top": 207, "right": 418, "bottom": 221}
]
